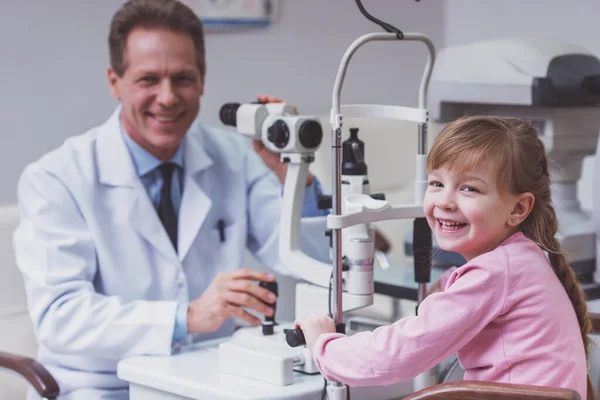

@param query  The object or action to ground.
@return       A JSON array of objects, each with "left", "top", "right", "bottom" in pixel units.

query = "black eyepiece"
[
  {"left": 298, "top": 119, "right": 323, "bottom": 150},
  {"left": 219, "top": 103, "right": 241, "bottom": 126}
]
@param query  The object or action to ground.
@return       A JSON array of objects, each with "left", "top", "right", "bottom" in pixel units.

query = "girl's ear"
[{"left": 508, "top": 192, "right": 535, "bottom": 227}]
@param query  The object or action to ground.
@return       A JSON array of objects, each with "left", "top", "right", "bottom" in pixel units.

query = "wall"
[{"left": 442, "top": 0, "right": 599, "bottom": 211}]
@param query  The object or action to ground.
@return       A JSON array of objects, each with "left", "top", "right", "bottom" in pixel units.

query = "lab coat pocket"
[{"left": 206, "top": 218, "right": 248, "bottom": 272}]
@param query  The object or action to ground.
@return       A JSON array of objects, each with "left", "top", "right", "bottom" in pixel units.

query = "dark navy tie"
[{"left": 158, "top": 163, "right": 177, "bottom": 252}]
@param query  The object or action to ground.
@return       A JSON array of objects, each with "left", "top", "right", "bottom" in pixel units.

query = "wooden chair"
[
  {"left": 0, "top": 351, "right": 59, "bottom": 400},
  {"left": 404, "top": 381, "right": 581, "bottom": 400}
]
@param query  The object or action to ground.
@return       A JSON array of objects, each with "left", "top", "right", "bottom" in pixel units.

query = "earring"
[{"left": 511, "top": 218, "right": 516, "bottom": 224}]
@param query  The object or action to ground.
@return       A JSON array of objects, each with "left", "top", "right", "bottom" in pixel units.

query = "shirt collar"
[{"left": 119, "top": 117, "right": 184, "bottom": 177}]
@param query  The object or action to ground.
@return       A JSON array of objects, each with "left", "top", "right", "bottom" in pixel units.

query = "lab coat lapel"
[
  {"left": 178, "top": 127, "right": 214, "bottom": 262},
  {"left": 97, "top": 107, "right": 180, "bottom": 265}
]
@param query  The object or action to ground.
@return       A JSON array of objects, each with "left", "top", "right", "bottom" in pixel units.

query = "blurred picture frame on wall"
[{"left": 182, "top": 0, "right": 277, "bottom": 31}]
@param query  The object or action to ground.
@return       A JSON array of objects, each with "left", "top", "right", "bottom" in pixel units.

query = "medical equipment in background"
[{"left": 421, "top": 38, "right": 600, "bottom": 298}]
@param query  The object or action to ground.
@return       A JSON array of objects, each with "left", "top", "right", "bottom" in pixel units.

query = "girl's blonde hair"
[{"left": 428, "top": 115, "right": 594, "bottom": 400}]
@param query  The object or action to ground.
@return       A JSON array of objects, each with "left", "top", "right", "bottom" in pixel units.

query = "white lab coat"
[{"left": 14, "top": 107, "right": 325, "bottom": 398}]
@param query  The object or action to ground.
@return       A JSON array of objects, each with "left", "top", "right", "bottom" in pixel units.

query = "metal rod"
[
  {"left": 332, "top": 33, "right": 435, "bottom": 114},
  {"left": 331, "top": 126, "right": 343, "bottom": 324},
  {"left": 418, "top": 122, "right": 427, "bottom": 155},
  {"left": 418, "top": 283, "right": 428, "bottom": 304}
]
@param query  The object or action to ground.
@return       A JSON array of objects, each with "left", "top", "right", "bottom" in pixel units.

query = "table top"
[{"left": 118, "top": 338, "right": 332, "bottom": 400}]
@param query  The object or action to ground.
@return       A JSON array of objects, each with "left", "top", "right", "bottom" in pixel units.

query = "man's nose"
[
  {"left": 157, "top": 80, "right": 177, "bottom": 107},
  {"left": 436, "top": 191, "right": 457, "bottom": 211}
]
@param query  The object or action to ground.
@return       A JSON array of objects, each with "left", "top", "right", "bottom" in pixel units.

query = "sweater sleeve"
[{"left": 313, "top": 254, "right": 509, "bottom": 386}]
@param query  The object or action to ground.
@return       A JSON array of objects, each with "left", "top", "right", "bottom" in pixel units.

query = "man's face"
[{"left": 108, "top": 27, "right": 205, "bottom": 160}]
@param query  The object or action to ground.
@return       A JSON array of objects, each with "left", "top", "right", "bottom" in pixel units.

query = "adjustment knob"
[
  {"left": 267, "top": 120, "right": 290, "bottom": 149},
  {"left": 259, "top": 281, "right": 278, "bottom": 336},
  {"left": 259, "top": 281, "right": 279, "bottom": 297},
  {"left": 284, "top": 328, "right": 306, "bottom": 347}
]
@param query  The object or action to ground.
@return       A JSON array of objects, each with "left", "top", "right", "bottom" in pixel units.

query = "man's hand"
[
  {"left": 187, "top": 268, "right": 277, "bottom": 334},
  {"left": 293, "top": 315, "right": 336, "bottom": 354},
  {"left": 253, "top": 94, "right": 313, "bottom": 186},
  {"left": 374, "top": 230, "right": 391, "bottom": 253}
]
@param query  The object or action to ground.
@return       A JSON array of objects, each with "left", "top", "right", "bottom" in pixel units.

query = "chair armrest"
[
  {"left": 404, "top": 381, "right": 580, "bottom": 400},
  {"left": 588, "top": 311, "right": 600, "bottom": 334},
  {"left": 0, "top": 351, "right": 59, "bottom": 399}
]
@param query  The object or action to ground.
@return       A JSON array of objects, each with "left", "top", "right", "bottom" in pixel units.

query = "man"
[{"left": 14, "top": 1, "right": 331, "bottom": 399}]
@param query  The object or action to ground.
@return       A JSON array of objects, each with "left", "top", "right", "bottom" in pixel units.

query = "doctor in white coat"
[{"left": 13, "top": 0, "right": 331, "bottom": 398}]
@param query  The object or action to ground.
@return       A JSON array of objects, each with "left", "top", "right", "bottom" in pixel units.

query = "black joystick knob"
[
  {"left": 342, "top": 127, "right": 367, "bottom": 176},
  {"left": 317, "top": 194, "right": 332, "bottom": 210},
  {"left": 267, "top": 120, "right": 290, "bottom": 149},
  {"left": 284, "top": 328, "right": 306, "bottom": 347},
  {"left": 259, "top": 281, "right": 278, "bottom": 335}
]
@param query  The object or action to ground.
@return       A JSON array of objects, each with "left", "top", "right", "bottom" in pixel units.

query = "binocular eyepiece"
[
  {"left": 219, "top": 102, "right": 241, "bottom": 127},
  {"left": 218, "top": 101, "right": 323, "bottom": 154}
]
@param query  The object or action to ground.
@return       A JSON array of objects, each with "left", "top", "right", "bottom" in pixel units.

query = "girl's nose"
[{"left": 436, "top": 192, "right": 457, "bottom": 211}]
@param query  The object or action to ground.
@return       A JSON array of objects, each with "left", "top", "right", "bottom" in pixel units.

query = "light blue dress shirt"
[{"left": 121, "top": 125, "right": 327, "bottom": 345}]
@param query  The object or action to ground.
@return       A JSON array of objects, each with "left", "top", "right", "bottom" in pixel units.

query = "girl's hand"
[{"left": 293, "top": 315, "right": 336, "bottom": 354}]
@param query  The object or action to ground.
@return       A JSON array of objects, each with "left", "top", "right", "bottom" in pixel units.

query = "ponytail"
[{"left": 522, "top": 203, "right": 595, "bottom": 400}]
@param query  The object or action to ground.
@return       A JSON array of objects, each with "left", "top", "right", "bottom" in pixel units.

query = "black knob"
[
  {"left": 298, "top": 120, "right": 323, "bottom": 150},
  {"left": 318, "top": 195, "right": 332, "bottom": 210},
  {"left": 341, "top": 256, "right": 350, "bottom": 272},
  {"left": 342, "top": 127, "right": 367, "bottom": 176},
  {"left": 262, "top": 324, "right": 274, "bottom": 335},
  {"left": 267, "top": 120, "right": 290, "bottom": 149},
  {"left": 371, "top": 193, "right": 386, "bottom": 201},
  {"left": 259, "top": 281, "right": 278, "bottom": 336},
  {"left": 284, "top": 328, "right": 306, "bottom": 347},
  {"left": 259, "top": 281, "right": 279, "bottom": 297},
  {"left": 219, "top": 103, "right": 241, "bottom": 127}
]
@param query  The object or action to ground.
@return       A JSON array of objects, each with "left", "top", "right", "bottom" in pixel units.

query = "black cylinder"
[
  {"left": 259, "top": 281, "right": 278, "bottom": 336},
  {"left": 219, "top": 103, "right": 241, "bottom": 127},
  {"left": 284, "top": 328, "right": 306, "bottom": 347},
  {"left": 342, "top": 127, "right": 367, "bottom": 175},
  {"left": 413, "top": 217, "right": 432, "bottom": 283},
  {"left": 259, "top": 281, "right": 279, "bottom": 297},
  {"left": 298, "top": 119, "right": 323, "bottom": 150}
]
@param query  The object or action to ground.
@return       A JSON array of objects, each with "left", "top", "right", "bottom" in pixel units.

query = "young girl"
[{"left": 294, "top": 115, "right": 594, "bottom": 400}]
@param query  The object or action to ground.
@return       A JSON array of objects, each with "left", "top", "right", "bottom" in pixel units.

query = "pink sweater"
[{"left": 314, "top": 232, "right": 587, "bottom": 399}]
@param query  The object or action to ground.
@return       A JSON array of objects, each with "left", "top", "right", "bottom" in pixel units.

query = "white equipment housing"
[{"left": 426, "top": 38, "right": 600, "bottom": 283}]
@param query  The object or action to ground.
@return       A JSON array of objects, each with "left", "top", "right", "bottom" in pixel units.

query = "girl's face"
[{"left": 423, "top": 160, "right": 520, "bottom": 261}]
